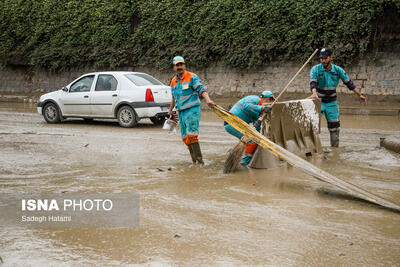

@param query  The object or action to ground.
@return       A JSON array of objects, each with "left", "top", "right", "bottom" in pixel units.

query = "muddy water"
[{"left": 0, "top": 103, "right": 399, "bottom": 266}]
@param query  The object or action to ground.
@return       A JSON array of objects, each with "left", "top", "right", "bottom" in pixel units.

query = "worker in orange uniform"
[
  {"left": 224, "top": 91, "right": 275, "bottom": 165},
  {"left": 168, "top": 56, "right": 215, "bottom": 164}
]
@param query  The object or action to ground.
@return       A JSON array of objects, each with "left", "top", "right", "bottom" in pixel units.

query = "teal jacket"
[
  {"left": 310, "top": 63, "right": 355, "bottom": 103},
  {"left": 229, "top": 95, "right": 263, "bottom": 124},
  {"left": 170, "top": 71, "right": 207, "bottom": 111}
]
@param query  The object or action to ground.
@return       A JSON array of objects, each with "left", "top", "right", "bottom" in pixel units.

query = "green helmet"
[
  {"left": 172, "top": 56, "right": 185, "bottom": 65},
  {"left": 261, "top": 90, "right": 275, "bottom": 99}
]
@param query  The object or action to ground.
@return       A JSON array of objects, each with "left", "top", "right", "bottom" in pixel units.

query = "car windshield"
[{"left": 125, "top": 73, "right": 163, "bottom": 86}]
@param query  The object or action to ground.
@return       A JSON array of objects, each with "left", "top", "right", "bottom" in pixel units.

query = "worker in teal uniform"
[
  {"left": 168, "top": 56, "right": 215, "bottom": 164},
  {"left": 225, "top": 91, "right": 275, "bottom": 165},
  {"left": 308, "top": 48, "right": 367, "bottom": 147}
]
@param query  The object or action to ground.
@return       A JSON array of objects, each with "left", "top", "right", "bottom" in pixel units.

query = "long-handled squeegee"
[{"left": 214, "top": 104, "right": 400, "bottom": 213}]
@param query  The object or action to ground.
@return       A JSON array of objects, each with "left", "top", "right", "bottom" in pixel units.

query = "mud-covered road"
[{"left": 0, "top": 102, "right": 400, "bottom": 266}]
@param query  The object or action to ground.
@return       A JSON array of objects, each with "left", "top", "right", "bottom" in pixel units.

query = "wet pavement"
[{"left": 0, "top": 102, "right": 399, "bottom": 266}]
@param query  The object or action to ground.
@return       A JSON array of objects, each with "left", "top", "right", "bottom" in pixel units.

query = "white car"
[{"left": 37, "top": 71, "right": 172, "bottom": 127}]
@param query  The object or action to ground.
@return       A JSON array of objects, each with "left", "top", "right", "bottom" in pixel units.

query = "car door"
[
  {"left": 60, "top": 75, "right": 95, "bottom": 116},
  {"left": 90, "top": 74, "right": 119, "bottom": 117}
]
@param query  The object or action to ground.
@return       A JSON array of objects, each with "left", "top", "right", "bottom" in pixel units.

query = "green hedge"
[{"left": 0, "top": 0, "right": 399, "bottom": 70}]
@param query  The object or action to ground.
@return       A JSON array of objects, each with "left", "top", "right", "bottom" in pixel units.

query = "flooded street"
[{"left": 0, "top": 102, "right": 399, "bottom": 266}]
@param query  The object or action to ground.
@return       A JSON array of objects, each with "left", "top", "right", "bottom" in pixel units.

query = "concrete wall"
[{"left": 1, "top": 52, "right": 399, "bottom": 105}]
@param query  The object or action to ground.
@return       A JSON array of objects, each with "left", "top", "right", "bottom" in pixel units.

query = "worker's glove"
[
  {"left": 253, "top": 119, "right": 262, "bottom": 129},
  {"left": 262, "top": 106, "right": 272, "bottom": 114}
]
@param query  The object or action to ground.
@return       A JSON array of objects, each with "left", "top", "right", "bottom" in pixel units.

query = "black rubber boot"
[
  {"left": 188, "top": 145, "right": 197, "bottom": 163},
  {"left": 330, "top": 130, "right": 339, "bottom": 147},
  {"left": 191, "top": 142, "right": 204, "bottom": 164}
]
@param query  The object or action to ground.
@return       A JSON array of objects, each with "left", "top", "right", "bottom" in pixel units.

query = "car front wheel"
[
  {"left": 117, "top": 106, "right": 138, "bottom": 128},
  {"left": 43, "top": 102, "right": 61, "bottom": 123}
]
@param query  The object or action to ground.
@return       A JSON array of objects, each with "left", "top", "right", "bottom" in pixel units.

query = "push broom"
[{"left": 223, "top": 48, "right": 319, "bottom": 173}]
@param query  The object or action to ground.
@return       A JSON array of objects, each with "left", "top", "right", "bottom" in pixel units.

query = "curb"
[
  {"left": 340, "top": 107, "right": 400, "bottom": 116},
  {"left": 0, "top": 95, "right": 39, "bottom": 103}
]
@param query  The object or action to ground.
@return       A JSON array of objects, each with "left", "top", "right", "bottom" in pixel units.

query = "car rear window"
[{"left": 125, "top": 73, "right": 163, "bottom": 86}]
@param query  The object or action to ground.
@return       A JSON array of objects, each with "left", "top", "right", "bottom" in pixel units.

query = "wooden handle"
[{"left": 271, "top": 48, "right": 319, "bottom": 108}]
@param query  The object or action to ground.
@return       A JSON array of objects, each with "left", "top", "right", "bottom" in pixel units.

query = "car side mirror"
[{"left": 62, "top": 86, "right": 68, "bottom": 92}]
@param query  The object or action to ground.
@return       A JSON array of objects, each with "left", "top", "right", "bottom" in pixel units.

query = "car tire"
[
  {"left": 43, "top": 102, "right": 61, "bottom": 123},
  {"left": 117, "top": 105, "right": 138, "bottom": 128},
  {"left": 150, "top": 116, "right": 166, "bottom": 126}
]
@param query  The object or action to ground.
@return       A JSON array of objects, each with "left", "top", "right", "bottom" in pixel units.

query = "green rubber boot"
[
  {"left": 330, "top": 130, "right": 339, "bottom": 147},
  {"left": 188, "top": 145, "right": 197, "bottom": 163},
  {"left": 191, "top": 142, "right": 204, "bottom": 164}
]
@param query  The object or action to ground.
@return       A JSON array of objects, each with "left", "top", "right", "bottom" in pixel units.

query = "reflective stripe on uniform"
[
  {"left": 198, "top": 87, "right": 206, "bottom": 96},
  {"left": 237, "top": 103, "right": 251, "bottom": 118},
  {"left": 193, "top": 81, "right": 201, "bottom": 90},
  {"left": 318, "top": 92, "right": 337, "bottom": 98},
  {"left": 327, "top": 118, "right": 339, "bottom": 122},
  {"left": 320, "top": 86, "right": 337, "bottom": 90},
  {"left": 179, "top": 92, "right": 197, "bottom": 101},
  {"left": 179, "top": 98, "right": 200, "bottom": 110},
  {"left": 250, "top": 103, "right": 255, "bottom": 113}
]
